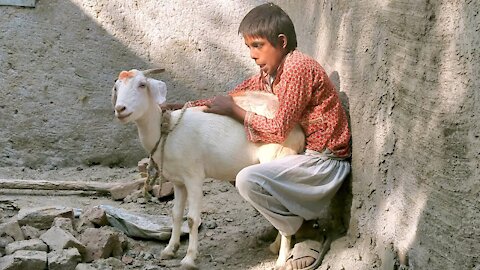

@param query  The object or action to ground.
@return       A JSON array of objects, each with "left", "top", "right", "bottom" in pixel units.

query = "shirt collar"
[{"left": 260, "top": 50, "right": 293, "bottom": 91}]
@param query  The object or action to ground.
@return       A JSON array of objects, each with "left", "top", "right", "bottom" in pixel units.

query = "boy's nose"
[{"left": 249, "top": 49, "right": 257, "bottom": 60}]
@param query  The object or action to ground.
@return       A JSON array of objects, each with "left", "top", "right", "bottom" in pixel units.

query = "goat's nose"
[{"left": 115, "top": 105, "right": 126, "bottom": 113}]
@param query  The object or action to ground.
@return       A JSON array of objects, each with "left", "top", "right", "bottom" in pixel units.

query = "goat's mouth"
[{"left": 116, "top": 112, "right": 132, "bottom": 121}]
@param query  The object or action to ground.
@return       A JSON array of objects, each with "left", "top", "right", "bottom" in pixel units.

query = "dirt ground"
[{"left": 0, "top": 165, "right": 289, "bottom": 270}]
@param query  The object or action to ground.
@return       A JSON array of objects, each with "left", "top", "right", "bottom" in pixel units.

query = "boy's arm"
[
  {"left": 185, "top": 73, "right": 262, "bottom": 109},
  {"left": 245, "top": 70, "right": 313, "bottom": 144},
  {"left": 184, "top": 98, "right": 213, "bottom": 108}
]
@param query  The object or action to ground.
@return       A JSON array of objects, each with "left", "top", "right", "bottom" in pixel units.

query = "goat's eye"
[{"left": 139, "top": 83, "right": 146, "bottom": 88}]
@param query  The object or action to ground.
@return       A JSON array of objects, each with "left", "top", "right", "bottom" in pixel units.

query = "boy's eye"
[
  {"left": 245, "top": 40, "right": 263, "bottom": 48},
  {"left": 251, "top": 41, "right": 263, "bottom": 48}
]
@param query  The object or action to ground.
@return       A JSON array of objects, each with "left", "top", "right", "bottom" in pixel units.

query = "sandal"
[{"left": 281, "top": 236, "right": 331, "bottom": 270}]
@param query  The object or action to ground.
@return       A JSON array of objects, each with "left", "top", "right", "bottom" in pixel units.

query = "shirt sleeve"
[
  {"left": 185, "top": 98, "right": 212, "bottom": 108},
  {"left": 244, "top": 64, "right": 314, "bottom": 144}
]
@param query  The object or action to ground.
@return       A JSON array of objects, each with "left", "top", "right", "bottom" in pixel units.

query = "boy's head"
[{"left": 238, "top": 3, "right": 297, "bottom": 52}]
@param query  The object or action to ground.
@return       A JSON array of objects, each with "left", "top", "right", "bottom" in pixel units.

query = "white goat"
[{"left": 112, "top": 68, "right": 305, "bottom": 269}]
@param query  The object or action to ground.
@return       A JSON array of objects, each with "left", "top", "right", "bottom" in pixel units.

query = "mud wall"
[
  {"left": 317, "top": 1, "right": 479, "bottom": 269},
  {"left": 0, "top": 0, "right": 478, "bottom": 269}
]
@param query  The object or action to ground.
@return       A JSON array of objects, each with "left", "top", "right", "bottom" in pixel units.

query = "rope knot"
[{"left": 161, "top": 110, "right": 172, "bottom": 135}]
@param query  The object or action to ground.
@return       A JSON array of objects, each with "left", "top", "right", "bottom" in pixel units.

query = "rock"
[
  {"left": 5, "top": 239, "right": 48, "bottom": 255},
  {"left": 78, "top": 228, "right": 123, "bottom": 262},
  {"left": 78, "top": 206, "right": 109, "bottom": 229},
  {"left": 137, "top": 158, "right": 150, "bottom": 178},
  {"left": 17, "top": 206, "right": 74, "bottom": 230},
  {"left": 123, "top": 190, "right": 142, "bottom": 203},
  {"left": 40, "top": 226, "right": 86, "bottom": 255},
  {"left": 121, "top": 254, "right": 134, "bottom": 265},
  {"left": 0, "top": 236, "right": 14, "bottom": 256},
  {"left": 47, "top": 248, "right": 82, "bottom": 270},
  {"left": 0, "top": 200, "right": 19, "bottom": 222},
  {"left": 109, "top": 180, "right": 145, "bottom": 201},
  {"left": 0, "top": 250, "right": 47, "bottom": 270},
  {"left": 204, "top": 221, "right": 217, "bottom": 229},
  {"left": 151, "top": 182, "right": 174, "bottom": 198},
  {"left": 53, "top": 217, "right": 76, "bottom": 235},
  {"left": 91, "top": 257, "right": 125, "bottom": 270},
  {"left": 136, "top": 197, "right": 147, "bottom": 204},
  {"left": 20, "top": 225, "right": 41, "bottom": 240},
  {"left": 0, "top": 220, "right": 24, "bottom": 242},
  {"left": 75, "top": 263, "right": 96, "bottom": 270}
]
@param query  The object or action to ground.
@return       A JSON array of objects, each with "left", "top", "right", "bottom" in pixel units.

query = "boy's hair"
[{"left": 238, "top": 2, "right": 297, "bottom": 52}]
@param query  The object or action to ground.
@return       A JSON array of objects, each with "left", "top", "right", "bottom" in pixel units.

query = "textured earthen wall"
[
  {"left": 0, "top": 0, "right": 478, "bottom": 268},
  {"left": 313, "top": 1, "right": 479, "bottom": 269}
]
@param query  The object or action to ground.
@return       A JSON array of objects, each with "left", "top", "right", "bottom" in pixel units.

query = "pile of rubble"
[
  {"left": 0, "top": 159, "right": 178, "bottom": 270},
  {"left": 0, "top": 204, "right": 134, "bottom": 270}
]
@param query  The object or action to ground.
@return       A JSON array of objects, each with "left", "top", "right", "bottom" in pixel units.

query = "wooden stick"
[
  {"left": 0, "top": 178, "right": 146, "bottom": 200},
  {"left": 0, "top": 179, "right": 110, "bottom": 192}
]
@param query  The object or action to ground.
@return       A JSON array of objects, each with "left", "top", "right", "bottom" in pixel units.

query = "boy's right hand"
[{"left": 205, "top": 95, "right": 246, "bottom": 123}]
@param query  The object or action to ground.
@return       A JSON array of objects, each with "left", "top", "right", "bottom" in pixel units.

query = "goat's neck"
[{"left": 135, "top": 104, "right": 163, "bottom": 154}]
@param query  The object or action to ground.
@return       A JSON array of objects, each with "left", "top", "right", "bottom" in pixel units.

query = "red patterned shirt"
[{"left": 188, "top": 50, "right": 351, "bottom": 158}]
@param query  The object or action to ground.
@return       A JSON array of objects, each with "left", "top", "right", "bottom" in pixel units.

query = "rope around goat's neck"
[{"left": 147, "top": 105, "right": 188, "bottom": 191}]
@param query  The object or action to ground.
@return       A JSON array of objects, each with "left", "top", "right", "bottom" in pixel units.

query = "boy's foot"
[{"left": 282, "top": 237, "right": 331, "bottom": 270}]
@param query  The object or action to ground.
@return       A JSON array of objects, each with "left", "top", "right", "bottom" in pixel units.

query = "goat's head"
[{"left": 112, "top": 68, "right": 166, "bottom": 123}]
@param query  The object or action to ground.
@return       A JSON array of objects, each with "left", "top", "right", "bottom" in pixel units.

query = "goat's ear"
[{"left": 147, "top": 78, "right": 167, "bottom": 104}]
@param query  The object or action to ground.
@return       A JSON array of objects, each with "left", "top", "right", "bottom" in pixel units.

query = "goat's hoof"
[
  {"left": 160, "top": 249, "right": 175, "bottom": 260},
  {"left": 180, "top": 257, "right": 197, "bottom": 270}
]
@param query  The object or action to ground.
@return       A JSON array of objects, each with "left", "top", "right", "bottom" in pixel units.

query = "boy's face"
[{"left": 243, "top": 35, "right": 288, "bottom": 76}]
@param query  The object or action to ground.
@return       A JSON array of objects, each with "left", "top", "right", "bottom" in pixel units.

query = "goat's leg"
[
  {"left": 180, "top": 180, "right": 203, "bottom": 269},
  {"left": 161, "top": 183, "right": 187, "bottom": 259},
  {"left": 275, "top": 233, "right": 292, "bottom": 269}
]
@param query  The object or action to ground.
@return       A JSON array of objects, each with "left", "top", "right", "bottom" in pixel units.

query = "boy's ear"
[{"left": 278, "top": 34, "right": 288, "bottom": 49}]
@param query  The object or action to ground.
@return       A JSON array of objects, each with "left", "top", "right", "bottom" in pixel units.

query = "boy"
[{"left": 177, "top": 3, "right": 351, "bottom": 269}]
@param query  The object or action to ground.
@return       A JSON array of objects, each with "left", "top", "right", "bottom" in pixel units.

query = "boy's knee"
[
  {"left": 236, "top": 169, "right": 251, "bottom": 195},
  {"left": 236, "top": 166, "right": 259, "bottom": 197}
]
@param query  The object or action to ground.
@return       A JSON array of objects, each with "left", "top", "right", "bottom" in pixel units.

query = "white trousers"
[{"left": 236, "top": 149, "right": 351, "bottom": 236}]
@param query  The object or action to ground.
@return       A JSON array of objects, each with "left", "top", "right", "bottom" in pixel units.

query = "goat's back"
[
  {"left": 161, "top": 110, "right": 259, "bottom": 181},
  {"left": 159, "top": 91, "right": 305, "bottom": 182}
]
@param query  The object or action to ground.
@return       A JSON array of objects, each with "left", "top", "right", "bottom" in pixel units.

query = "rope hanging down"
[{"left": 145, "top": 105, "right": 188, "bottom": 195}]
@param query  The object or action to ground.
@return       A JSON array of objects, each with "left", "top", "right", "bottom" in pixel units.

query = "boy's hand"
[
  {"left": 205, "top": 95, "right": 235, "bottom": 116},
  {"left": 205, "top": 95, "right": 247, "bottom": 123}
]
